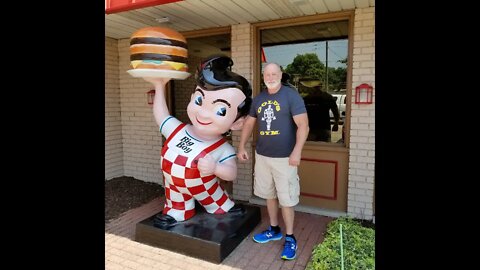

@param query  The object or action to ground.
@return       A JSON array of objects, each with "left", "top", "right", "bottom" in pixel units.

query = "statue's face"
[{"left": 187, "top": 86, "right": 246, "bottom": 139}]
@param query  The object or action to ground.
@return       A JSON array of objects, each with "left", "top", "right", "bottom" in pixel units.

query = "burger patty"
[
  {"left": 130, "top": 53, "right": 187, "bottom": 63},
  {"left": 130, "top": 44, "right": 187, "bottom": 57}
]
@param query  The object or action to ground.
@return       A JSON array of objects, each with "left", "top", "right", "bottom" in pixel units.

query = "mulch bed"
[{"left": 105, "top": 176, "right": 164, "bottom": 223}]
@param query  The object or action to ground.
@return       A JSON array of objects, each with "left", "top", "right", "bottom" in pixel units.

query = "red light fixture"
[
  {"left": 147, "top": 89, "right": 155, "bottom": 105},
  {"left": 355, "top": 83, "right": 373, "bottom": 104}
]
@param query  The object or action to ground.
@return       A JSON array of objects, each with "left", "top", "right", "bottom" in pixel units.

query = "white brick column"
[
  {"left": 348, "top": 7, "right": 375, "bottom": 219},
  {"left": 118, "top": 39, "right": 164, "bottom": 184},
  {"left": 230, "top": 23, "right": 254, "bottom": 201},
  {"left": 105, "top": 37, "right": 124, "bottom": 180}
]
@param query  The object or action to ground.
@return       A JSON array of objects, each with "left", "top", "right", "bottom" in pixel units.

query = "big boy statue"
[{"left": 141, "top": 55, "right": 252, "bottom": 229}]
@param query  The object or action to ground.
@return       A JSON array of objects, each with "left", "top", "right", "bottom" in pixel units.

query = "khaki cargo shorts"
[{"left": 253, "top": 151, "right": 300, "bottom": 207}]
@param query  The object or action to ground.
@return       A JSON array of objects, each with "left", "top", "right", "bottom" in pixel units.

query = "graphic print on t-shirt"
[
  {"left": 257, "top": 100, "right": 280, "bottom": 136},
  {"left": 261, "top": 105, "right": 276, "bottom": 130}
]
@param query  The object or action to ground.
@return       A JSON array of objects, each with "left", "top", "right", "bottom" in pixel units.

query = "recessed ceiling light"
[{"left": 155, "top": 17, "right": 170, "bottom": 23}]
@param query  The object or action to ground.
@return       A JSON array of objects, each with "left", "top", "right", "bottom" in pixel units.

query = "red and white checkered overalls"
[{"left": 160, "top": 117, "right": 235, "bottom": 221}]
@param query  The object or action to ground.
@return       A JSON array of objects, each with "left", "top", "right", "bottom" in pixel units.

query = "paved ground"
[{"left": 105, "top": 197, "right": 332, "bottom": 270}]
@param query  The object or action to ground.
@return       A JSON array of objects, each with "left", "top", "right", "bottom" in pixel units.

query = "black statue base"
[{"left": 135, "top": 203, "right": 261, "bottom": 263}]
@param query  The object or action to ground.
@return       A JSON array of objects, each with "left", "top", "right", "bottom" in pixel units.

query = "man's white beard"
[{"left": 265, "top": 80, "right": 281, "bottom": 89}]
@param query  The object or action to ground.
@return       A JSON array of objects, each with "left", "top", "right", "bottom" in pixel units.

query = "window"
[{"left": 260, "top": 20, "right": 349, "bottom": 144}]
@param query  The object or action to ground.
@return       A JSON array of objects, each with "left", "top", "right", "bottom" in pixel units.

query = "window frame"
[{"left": 252, "top": 11, "right": 354, "bottom": 150}]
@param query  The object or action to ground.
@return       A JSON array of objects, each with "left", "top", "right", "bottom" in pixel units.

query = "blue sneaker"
[
  {"left": 253, "top": 226, "right": 282, "bottom": 243},
  {"left": 281, "top": 236, "right": 297, "bottom": 260}
]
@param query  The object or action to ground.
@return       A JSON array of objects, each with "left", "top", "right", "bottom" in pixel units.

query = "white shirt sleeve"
[
  {"left": 159, "top": 116, "right": 182, "bottom": 139},
  {"left": 216, "top": 143, "right": 237, "bottom": 163}
]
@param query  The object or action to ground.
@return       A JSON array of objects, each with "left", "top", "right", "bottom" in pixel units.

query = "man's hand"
[
  {"left": 332, "top": 123, "right": 339, "bottom": 132},
  {"left": 198, "top": 154, "right": 216, "bottom": 175},
  {"left": 237, "top": 147, "right": 249, "bottom": 162},
  {"left": 289, "top": 150, "right": 302, "bottom": 166}
]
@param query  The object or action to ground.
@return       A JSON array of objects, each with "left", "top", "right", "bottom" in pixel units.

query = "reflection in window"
[{"left": 261, "top": 21, "right": 348, "bottom": 144}]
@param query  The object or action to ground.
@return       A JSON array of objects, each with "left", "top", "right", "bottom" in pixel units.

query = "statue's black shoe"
[
  {"left": 228, "top": 203, "right": 246, "bottom": 215},
  {"left": 153, "top": 214, "right": 178, "bottom": 229}
]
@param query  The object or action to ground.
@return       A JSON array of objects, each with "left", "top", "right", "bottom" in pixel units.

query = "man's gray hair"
[{"left": 263, "top": 62, "right": 282, "bottom": 73}]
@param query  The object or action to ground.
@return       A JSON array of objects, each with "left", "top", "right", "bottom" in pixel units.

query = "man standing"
[{"left": 237, "top": 63, "right": 309, "bottom": 260}]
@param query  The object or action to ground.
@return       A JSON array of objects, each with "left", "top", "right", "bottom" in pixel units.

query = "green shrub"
[{"left": 306, "top": 217, "right": 375, "bottom": 270}]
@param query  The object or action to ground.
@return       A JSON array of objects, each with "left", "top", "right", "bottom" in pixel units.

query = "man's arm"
[
  {"left": 331, "top": 101, "right": 340, "bottom": 131},
  {"left": 237, "top": 115, "right": 256, "bottom": 161},
  {"left": 290, "top": 113, "right": 309, "bottom": 166}
]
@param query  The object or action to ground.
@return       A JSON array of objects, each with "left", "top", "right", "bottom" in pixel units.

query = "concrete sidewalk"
[{"left": 105, "top": 197, "right": 332, "bottom": 270}]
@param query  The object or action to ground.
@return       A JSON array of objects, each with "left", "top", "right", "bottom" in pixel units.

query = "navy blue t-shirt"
[{"left": 249, "top": 85, "right": 307, "bottom": 157}]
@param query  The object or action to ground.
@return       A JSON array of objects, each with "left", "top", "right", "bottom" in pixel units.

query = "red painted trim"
[
  {"left": 105, "top": 0, "right": 183, "bottom": 14},
  {"left": 202, "top": 138, "right": 227, "bottom": 154},
  {"left": 299, "top": 158, "right": 338, "bottom": 200},
  {"left": 191, "top": 137, "right": 227, "bottom": 168},
  {"left": 261, "top": 48, "right": 266, "bottom": 63}
]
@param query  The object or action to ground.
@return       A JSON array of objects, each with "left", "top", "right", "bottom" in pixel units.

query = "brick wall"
[
  {"left": 348, "top": 7, "right": 375, "bottom": 219},
  {"left": 105, "top": 37, "right": 124, "bottom": 180},
  {"left": 118, "top": 39, "right": 163, "bottom": 184},
  {"left": 230, "top": 23, "right": 254, "bottom": 201}
]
